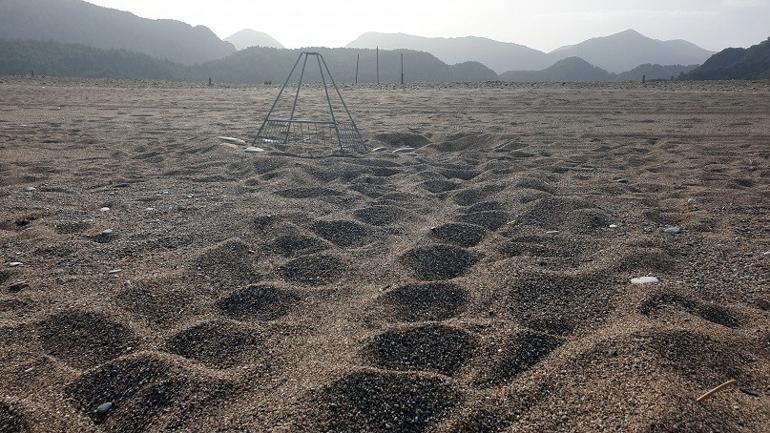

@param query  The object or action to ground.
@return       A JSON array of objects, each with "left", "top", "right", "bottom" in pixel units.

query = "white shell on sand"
[
  {"left": 100, "top": 207, "right": 110, "bottom": 212},
  {"left": 631, "top": 276, "right": 660, "bottom": 285},
  {"left": 245, "top": 147, "right": 265, "bottom": 153},
  {"left": 218, "top": 136, "right": 246, "bottom": 145},
  {"left": 393, "top": 147, "right": 416, "bottom": 154},
  {"left": 9, "top": 262, "right": 23, "bottom": 267}
]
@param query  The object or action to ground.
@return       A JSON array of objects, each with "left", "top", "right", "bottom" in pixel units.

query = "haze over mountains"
[
  {"left": 499, "top": 57, "right": 697, "bottom": 83},
  {"left": 0, "top": 0, "right": 235, "bottom": 65},
  {"left": 225, "top": 29, "right": 285, "bottom": 50},
  {"left": 0, "top": 0, "right": 766, "bottom": 82},
  {"left": 348, "top": 30, "right": 713, "bottom": 74}
]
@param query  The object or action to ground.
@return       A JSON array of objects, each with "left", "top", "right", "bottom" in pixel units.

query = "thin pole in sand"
[
  {"left": 316, "top": 54, "right": 342, "bottom": 150},
  {"left": 376, "top": 46, "right": 380, "bottom": 85},
  {"left": 286, "top": 53, "right": 310, "bottom": 143},
  {"left": 254, "top": 53, "right": 303, "bottom": 145},
  {"left": 355, "top": 53, "right": 360, "bottom": 85}
]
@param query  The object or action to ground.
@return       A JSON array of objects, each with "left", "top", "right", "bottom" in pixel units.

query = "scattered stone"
[
  {"left": 94, "top": 402, "right": 114, "bottom": 419},
  {"left": 392, "top": 147, "right": 416, "bottom": 154},
  {"left": 24, "top": 186, "right": 36, "bottom": 192},
  {"left": 245, "top": 146, "right": 265, "bottom": 153},
  {"left": 616, "top": 177, "right": 629, "bottom": 184},
  {"left": 100, "top": 207, "right": 110, "bottom": 212},
  {"left": 687, "top": 198, "right": 700, "bottom": 209},
  {"left": 144, "top": 207, "right": 155, "bottom": 212},
  {"left": 662, "top": 226, "right": 681, "bottom": 235},
  {"left": 218, "top": 136, "right": 246, "bottom": 145},
  {"left": 9, "top": 262, "right": 22, "bottom": 267},
  {"left": 631, "top": 276, "right": 660, "bottom": 285},
  {"left": 8, "top": 281, "right": 27, "bottom": 293}
]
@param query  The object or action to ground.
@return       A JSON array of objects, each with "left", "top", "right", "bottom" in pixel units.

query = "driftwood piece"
[{"left": 697, "top": 379, "right": 738, "bottom": 402}]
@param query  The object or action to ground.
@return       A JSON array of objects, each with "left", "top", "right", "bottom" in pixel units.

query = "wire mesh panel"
[{"left": 255, "top": 52, "right": 365, "bottom": 153}]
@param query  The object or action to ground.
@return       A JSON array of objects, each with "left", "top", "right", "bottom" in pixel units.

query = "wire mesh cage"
[{"left": 254, "top": 52, "right": 366, "bottom": 153}]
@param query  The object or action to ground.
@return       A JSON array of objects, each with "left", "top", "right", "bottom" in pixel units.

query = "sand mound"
[
  {"left": 453, "top": 185, "right": 505, "bottom": 206},
  {"left": 640, "top": 292, "right": 741, "bottom": 328},
  {"left": 307, "top": 370, "right": 461, "bottom": 433},
  {"left": 65, "top": 353, "right": 232, "bottom": 431},
  {"left": 217, "top": 285, "right": 301, "bottom": 321},
  {"left": 194, "top": 239, "right": 259, "bottom": 288},
  {"left": 309, "top": 220, "right": 376, "bottom": 247},
  {"left": 374, "top": 132, "right": 431, "bottom": 148},
  {"left": 353, "top": 205, "right": 408, "bottom": 226},
  {"left": 476, "top": 330, "right": 563, "bottom": 387},
  {"left": 509, "top": 271, "right": 612, "bottom": 330},
  {"left": 518, "top": 196, "right": 596, "bottom": 229},
  {"left": 363, "top": 324, "right": 477, "bottom": 375},
  {"left": 429, "top": 223, "right": 487, "bottom": 247},
  {"left": 649, "top": 330, "right": 749, "bottom": 386},
  {"left": 515, "top": 178, "right": 557, "bottom": 194},
  {"left": 280, "top": 254, "right": 347, "bottom": 286},
  {"left": 276, "top": 187, "right": 342, "bottom": 199},
  {"left": 466, "top": 201, "right": 504, "bottom": 213},
  {"left": 401, "top": 245, "right": 479, "bottom": 280},
  {"left": 266, "top": 233, "right": 329, "bottom": 257},
  {"left": 419, "top": 179, "right": 460, "bottom": 193},
  {"left": 441, "top": 168, "right": 481, "bottom": 180},
  {"left": 381, "top": 282, "right": 468, "bottom": 322},
  {"left": 117, "top": 283, "right": 195, "bottom": 325},
  {"left": 458, "top": 211, "right": 509, "bottom": 231},
  {"left": 38, "top": 310, "right": 138, "bottom": 369},
  {"left": 0, "top": 400, "right": 29, "bottom": 433},
  {"left": 500, "top": 234, "right": 583, "bottom": 260},
  {"left": 165, "top": 320, "right": 262, "bottom": 368}
]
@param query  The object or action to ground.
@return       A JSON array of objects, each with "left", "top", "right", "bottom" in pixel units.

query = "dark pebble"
[{"left": 8, "top": 281, "right": 27, "bottom": 293}]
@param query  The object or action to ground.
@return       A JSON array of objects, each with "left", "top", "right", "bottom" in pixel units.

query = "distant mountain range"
[
  {"left": 0, "top": 0, "right": 765, "bottom": 83},
  {"left": 0, "top": 40, "right": 498, "bottom": 83},
  {"left": 684, "top": 38, "right": 770, "bottom": 80},
  {"left": 500, "top": 57, "right": 697, "bottom": 82},
  {"left": 0, "top": 0, "right": 235, "bottom": 65},
  {"left": 225, "top": 29, "right": 284, "bottom": 50},
  {"left": 348, "top": 33, "right": 551, "bottom": 73},
  {"left": 348, "top": 29, "right": 713, "bottom": 73}
]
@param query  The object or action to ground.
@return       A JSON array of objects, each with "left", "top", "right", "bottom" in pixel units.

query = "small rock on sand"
[
  {"left": 8, "top": 281, "right": 27, "bottom": 293},
  {"left": 609, "top": 224, "right": 619, "bottom": 228},
  {"left": 631, "top": 276, "right": 660, "bottom": 285},
  {"left": 24, "top": 186, "right": 36, "bottom": 192},
  {"left": 662, "top": 226, "right": 681, "bottom": 235},
  {"left": 218, "top": 136, "right": 246, "bottom": 145},
  {"left": 9, "top": 262, "right": 23, "bottom": 267},
  {"left": 100, "top": 207, "right": 110, "bottom": 212}
]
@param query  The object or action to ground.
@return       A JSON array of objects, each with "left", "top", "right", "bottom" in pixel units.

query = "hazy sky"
[{"left": 88, "top": 0, "right": 769, "bottom": 51}]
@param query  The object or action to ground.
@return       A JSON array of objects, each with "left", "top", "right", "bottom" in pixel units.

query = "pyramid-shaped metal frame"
[{"left": 254, "top": 52, "right": 365, "bottom": 152}]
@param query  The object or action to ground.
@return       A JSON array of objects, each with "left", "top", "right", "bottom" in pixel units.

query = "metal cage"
[{"left": 254, "top": 52, "right": 365, "bottom": 153}]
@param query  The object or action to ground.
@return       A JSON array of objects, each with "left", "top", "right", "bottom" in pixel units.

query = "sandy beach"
[{"left": 1, "top": 77, "right": 768, "bottom": 432}]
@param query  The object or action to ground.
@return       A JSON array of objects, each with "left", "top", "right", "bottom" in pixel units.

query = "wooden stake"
[{"left": 697, "top": 379, "right": 737, "bottom": 402}]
